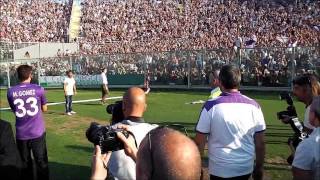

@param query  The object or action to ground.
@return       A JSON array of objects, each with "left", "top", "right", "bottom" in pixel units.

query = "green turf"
[{"left": 0, "top": 89, "right": 306, "bottom": 180}]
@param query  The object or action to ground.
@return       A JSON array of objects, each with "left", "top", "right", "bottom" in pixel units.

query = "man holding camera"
[
  {"left": 195, "top": 64, "right": 266, "bottom": 180},
  {"left": 91, "top": 126, "right": 202, "bottom": 180},
  {"left": 107, "top": 87, "right": 158, "bottom": 180},
  {"left": 278, "top": 74, "right": 320, "bottom": 164},
  {"left": 286, "top": 74, "right": 320, "bottom": 134},
  {"left": 292, "top": 96, "right": 320, "bottom": 180}
]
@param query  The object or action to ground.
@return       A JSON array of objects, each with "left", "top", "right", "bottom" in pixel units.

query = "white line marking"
[
  {"left": 185, "top": 100, "right": 205, "bottom": 104},
  {"left": 0, "top": 96, "right": 122, "bottom": 111}
]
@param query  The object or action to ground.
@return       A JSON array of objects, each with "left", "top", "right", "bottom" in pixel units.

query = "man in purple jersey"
[{"left": 7, "top": 65, "right": 49, "bottom": 180}]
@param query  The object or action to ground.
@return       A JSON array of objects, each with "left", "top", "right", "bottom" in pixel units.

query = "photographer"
[
  {"left": 107, "top": 87, "right": 158, "bottom": 180},
  {"left": 91, "top": 126, "right": 201, "bottom": 180},
  {"left": 292, "top": 96, "right": 320, "bottom": 180},
  {"left": 282, "top": 74, "right": 320, "bottom": 134}
]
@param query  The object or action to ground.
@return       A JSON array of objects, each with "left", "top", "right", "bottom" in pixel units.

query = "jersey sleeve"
[
  {"left": 292, "top": 141, "right": 313, "bottom": 170},
  {"left": 6, "top": 89, "right": 14, "bottom": 110},
  {"left": 39, "top": 87, "right": 47, "bottom": 105},
  {"left": 63, "top": 78, "right": 67, "bottom": 84},
  {"left": 253, "top": 107, "right": 266, "bottom": 133},
  {"left": 196, "top": 107, "right": 211, "bottom": 134}
]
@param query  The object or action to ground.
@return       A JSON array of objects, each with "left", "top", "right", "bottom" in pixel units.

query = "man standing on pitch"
[
  {"left": 101, "top": 68, "right": 109, "bottom": 104},
  {"left": 64, "top": 70, "right": 77, "bottom": 115},
  {"left": 208, "top": 69, "right": 222, "bottom": 99},
  {"left": 195, "top": 64, "right": 266, "bottom": 180},
  {"left": 7, "top": 65, "right": 49, "bottom": 180}
]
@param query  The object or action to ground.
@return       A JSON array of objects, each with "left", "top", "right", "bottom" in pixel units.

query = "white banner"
[{"left": 40, "top": 75, "right": 101, "bottom": 87}]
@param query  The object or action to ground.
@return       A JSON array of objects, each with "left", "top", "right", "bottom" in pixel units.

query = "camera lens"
[{"left": 106, "top": 104, "right": 115, "bottom": 114}]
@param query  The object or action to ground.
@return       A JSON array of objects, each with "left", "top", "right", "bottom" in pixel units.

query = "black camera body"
[
  {"left": 277, "top": 92, "right": 297, "bottom": 120},
  {"left": 86, "top": 122, "right": 129, "bottom": 153},
  {"left": 277, "top": 92, "right": 308, "bottom": 164}
]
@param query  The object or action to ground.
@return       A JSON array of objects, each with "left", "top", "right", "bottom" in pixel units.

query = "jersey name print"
[{"left": 7, "top": 83, "right": 47, "bottom": 140}]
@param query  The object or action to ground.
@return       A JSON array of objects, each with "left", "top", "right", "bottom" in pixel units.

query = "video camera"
[
  {"left": 106, "top": 101, "right": 124, "bottom": 125},
  {"left": 86, "top": 122, "right": 129, "bottom": 153},
  {"left": 277, "top": 92, "right": 308, "bottom": 164}
]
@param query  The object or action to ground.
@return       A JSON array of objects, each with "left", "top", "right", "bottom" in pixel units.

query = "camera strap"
[{"left": 127, "top": 131, "right": 138, "bottom": 148}]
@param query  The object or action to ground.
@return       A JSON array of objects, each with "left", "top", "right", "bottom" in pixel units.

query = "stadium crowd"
[
  {"left": 1, "top": 0, "right": 319, "bottom": 54},
  {"left": 1, "top": 46, "right": 319, "bottom": 87},
  {"left": 0, "top": 0, "right": 71, "bottom": 42},
  {"left": 79, "top": 0, "right": 320, "bottom": 54},
  {"left": 0, "top": 0, "right": 319, "bottom": 87}
]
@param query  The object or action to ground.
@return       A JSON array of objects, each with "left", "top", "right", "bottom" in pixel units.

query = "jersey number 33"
[{"left": 14, "top": 97, "right": 39, "bottom": 118}]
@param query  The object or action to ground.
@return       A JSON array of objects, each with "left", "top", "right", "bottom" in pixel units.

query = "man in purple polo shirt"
[
  {"left": 195, "top": 64, "right": 266, "bottom": 180},
  {"left": 7, "top": 65, "right": 49, "bottom": 180}
]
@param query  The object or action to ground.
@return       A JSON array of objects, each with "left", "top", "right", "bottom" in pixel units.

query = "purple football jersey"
[{"left": 7, "top": 82, "right": 47, "bottom": 140}]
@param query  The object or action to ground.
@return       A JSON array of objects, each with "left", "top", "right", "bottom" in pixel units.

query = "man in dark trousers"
[
  {"left": 0, "top": 119, "right": 22, "bottom": 180},
  {"left": 7, "top": 65, "right": 49, "bottom": 180}
]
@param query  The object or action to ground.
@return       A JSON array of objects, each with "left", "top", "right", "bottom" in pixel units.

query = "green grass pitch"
[{"left": 0, "top": 89, "right": 306, "bottom": 180}]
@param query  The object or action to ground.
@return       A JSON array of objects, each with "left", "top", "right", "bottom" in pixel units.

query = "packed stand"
[
  {"left": 80, "top": 0, "right": 320, "bottom": 54},
  {"left": 0, "top": 0, "right": 71, "bottom": 42}
]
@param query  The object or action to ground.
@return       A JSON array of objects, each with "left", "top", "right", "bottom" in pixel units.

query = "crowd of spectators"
[
  {"left": 1, "top": 0, "right": 320, "bottom": 87},
  {"left": 79, "top": 0, "right": 320, "bottom": 54},
  {"left": 1, "top": 46, "right": 319, "bottom": 87},
  {"left": 1, "top": 0, "right": 319, "bottom": 54},
  {"left": 0, "top": 0, "right": 71, "bottom": 42}
]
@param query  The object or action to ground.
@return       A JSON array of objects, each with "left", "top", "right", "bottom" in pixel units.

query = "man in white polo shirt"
[{"left": 195, "top": 64, "right": 266, "bottom": 180}]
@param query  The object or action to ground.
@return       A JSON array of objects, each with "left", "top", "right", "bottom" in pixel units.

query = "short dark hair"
[
  {"left": 219, "top": 64, "right": 241, "bottom": 89},
  {"left": 292, "top": 74, "right": 312, "bottom": 86},
  {"left": 293, "top": 74, "right": 320, "bottom": 96},
  {"left": 66, "top": 70, "right": 73, "bottom": 75},
  {"left": 17, "top": 65, "right": 32, "bottom": 81}
]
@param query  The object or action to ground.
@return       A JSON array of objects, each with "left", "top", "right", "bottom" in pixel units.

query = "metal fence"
[{"left": 0, "top": 46, "right": 319, "bottom": 89}]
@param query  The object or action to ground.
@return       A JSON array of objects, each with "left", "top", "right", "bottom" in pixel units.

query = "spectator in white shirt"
[
  {"left": 63, "top": 70, "right": 77, "bottom": 116},
  {"left": 100, "top": 68, "right": 109, "bottom": 104}
]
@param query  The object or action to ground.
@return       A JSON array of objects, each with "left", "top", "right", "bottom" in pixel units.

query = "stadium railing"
[{"left": 0, "top": 45, "right": 319, "bottom": 91}]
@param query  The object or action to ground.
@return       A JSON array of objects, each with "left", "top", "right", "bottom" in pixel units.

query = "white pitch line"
[{"left": 0, "top": 96, "right": 123, "bottom": 111}]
